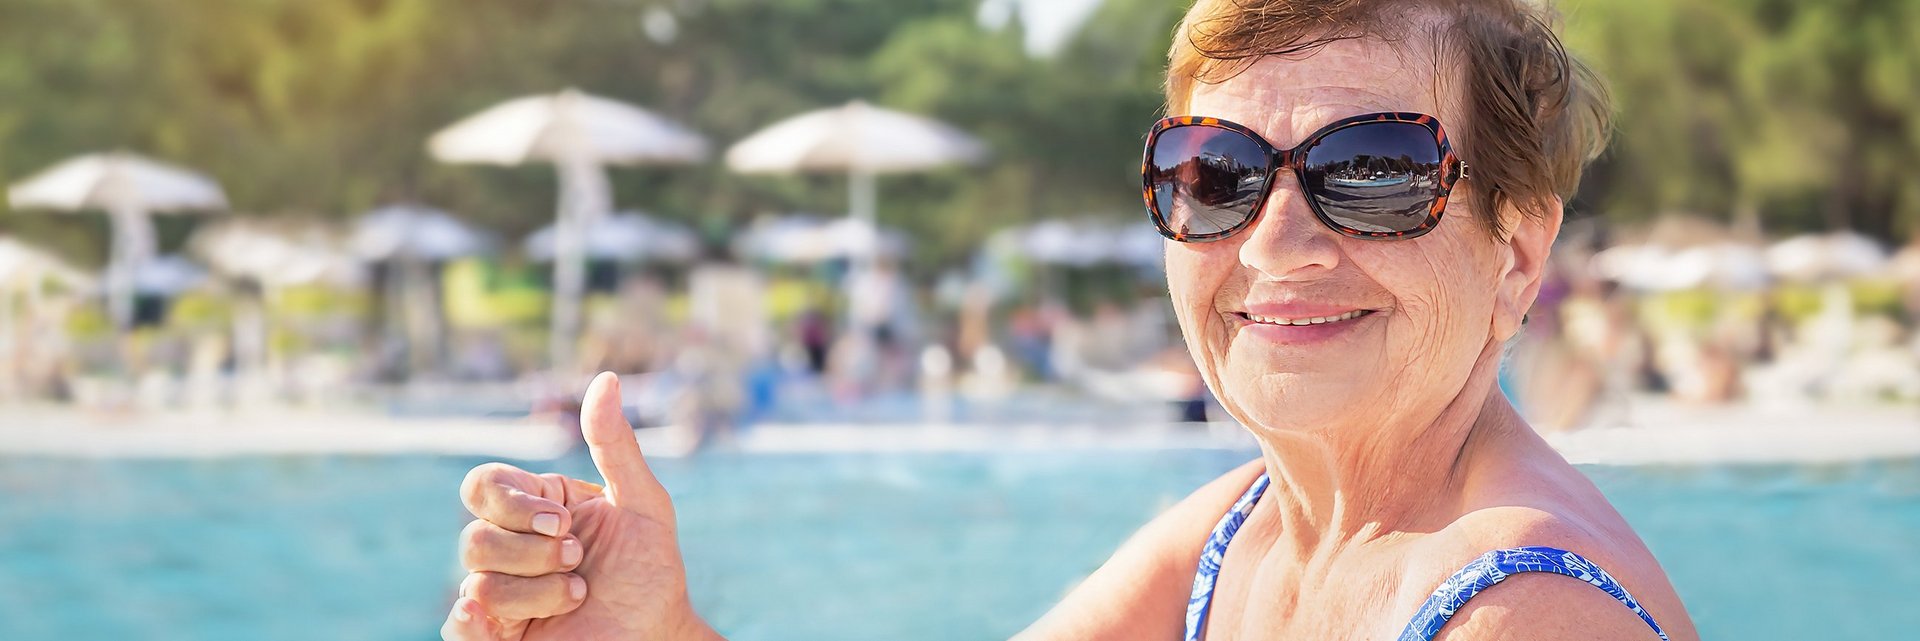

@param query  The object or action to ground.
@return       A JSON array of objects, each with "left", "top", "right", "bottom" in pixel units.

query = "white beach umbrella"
[
  {"left": 524, "top": 211, "right": 700, "bottom": 263},
  {"left": 1021, "top": 220, "right": 1104, "bottom": 267},
  {"left": 731, "top": 214, "right": 908, "bottom": 264},
  {"left": 7, "top": 151, "right": 227, "bottom": 330},
  {"left": 189, "top": 218, "right": 363, "bottom": 386},
  {"left": 731, "top": 214, "right": 828, "bottom": 263},
  {"left": 1000, "top": 218, "right": 1165, "bottom": 269},
  {"left": 6, "top": 152, "right": 227, "bottom": 212},
  {"left": 0, "top": 237, "right": 92, "bottom": 293},
  {"left": 0, "top": 238, "right": 94, "bottom": 391},
  {"left": 725, "top": 100, "right": 987, "bottom": 175},
  {"left": 429, "top": 89, "right": 709, "bottom": 168},
  {"left": 819, "top": 217, "right": 910, "bottom": 262},
  {"left": 1111, "top": 222, "right": 1167, "bottom": 269},
  {"left": 353, "top": 204, "right": 492, "bottom": 378},
  {"left": 353, "top": 204, "right": 493, "bottom": 263},
  {"left": 190, "top": 218, "right": 364, "bottom": 289},
  {"left": 130, "top": 255, "right": 208, "bottom": 296},
  {"left": 987, "top": 219, "right": 1163, "bottom": 304},
  {"left": 1600, "top": 246, "right": 1761, "bottom": 292},
  {"left": 1687, "top": 243, "right": 1771, "bottom": 290},
  {"left": 726, "top": 100, "right": 985, "bottom": 329},
  {"left": 429, "top": 88, "right": 708, "bottom": 371},
  {"left": 724, "top": 100, "right": 986, "bottom": 240},
  {"left": 1652, "top": 243, "right": 1771, "bottom": 291},
  {"left": 1766, "top": 232, "right": 1888, "bottom": 281},
  {"left": 1592, "top": 244, "right": 1693, "bottom": 291}
]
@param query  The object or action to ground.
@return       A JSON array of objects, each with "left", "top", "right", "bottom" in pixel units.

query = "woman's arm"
[{"left": 1013, "top": 459, "right": 1265, "bottom": 641}]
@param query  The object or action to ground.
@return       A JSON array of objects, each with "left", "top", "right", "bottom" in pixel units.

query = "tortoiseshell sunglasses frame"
[{"left": 1140, "top": 112, "right": 1470, "bottom": 242}]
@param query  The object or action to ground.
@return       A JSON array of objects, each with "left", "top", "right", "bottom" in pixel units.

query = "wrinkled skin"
[{"left": 1166, "top": 42, "right": 1532, "bottom": 445}]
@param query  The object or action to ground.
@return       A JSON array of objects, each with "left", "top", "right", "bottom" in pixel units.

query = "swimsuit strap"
[
  {"left": 1397, "top": 545, "right": 1670, "bottom": 641},
  {"left": 1182, "top": 474, "right": 1668, "bottom": 641},
  {"left": 1183, "top": 473, "right": 1270, "bottom": 641}
]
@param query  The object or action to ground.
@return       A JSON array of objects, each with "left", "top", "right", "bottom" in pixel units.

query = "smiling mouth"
[{"left": 1235, "top": 309, "right": 1375, "bottom": 326}]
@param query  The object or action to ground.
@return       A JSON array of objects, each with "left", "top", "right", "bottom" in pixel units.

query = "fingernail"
[
  {"left": 532, "top": 512, "right": 561, "bottom": 536},
  {"left": 568, "top": 575, "right": 587, "bottom": 601},
  {"left": 560, "top": 538, "right": 582, "bottom": 566},
  {"left": 453, "top": 598, "right": 474, "bottom": 622}
]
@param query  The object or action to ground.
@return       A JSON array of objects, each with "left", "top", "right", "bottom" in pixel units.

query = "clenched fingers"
[
  {"left": 460, "top": 571, "right": 588, "bottom": 621},
  {"left": 440, "top": 597, "right": 493, "bottom": 641},
  {"left": 461, "top": 462, "right": 571, "bottom": 536},
  {"left": 460, "top": 518, "right": 583, "bottom": 577}
]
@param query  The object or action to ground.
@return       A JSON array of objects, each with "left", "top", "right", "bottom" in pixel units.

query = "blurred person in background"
[
  {"left": 439, "top": 0, "right": 1699, "bottom": 639},
  {"left": 664, "top": 327, "right": 745, "bottom": 450},
  {"left": 673, "top": 259, "right": 762, "bottom": 447},
  {"left": 1897, "top": 234, "right": 1920, "bottom": 348},
  {"left": 1556, "top": 276, "right": 1645, "bottom": 426},
  {"left": 1502, "top": 255, "right": 1593, "bottom": 430},
  {"left": 581, "top": 273, "right": 674, "bottom": 376},
  {"left": 837, "top": 259, "right": 920, "bottom": 398},
  {"left": 795, "top": 307, "right": 833, "bottom": 375}
]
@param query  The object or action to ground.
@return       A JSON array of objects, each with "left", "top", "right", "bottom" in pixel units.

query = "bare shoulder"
[
  {"left": 1419, "top": 486, "right": 1701, "bottom": 641},
  {"left": 1430, "top": 570, "right": 1670, "bottom": 641},
  {"left": 1013, "top": 458, "right": 1266, "bottom": 641}
]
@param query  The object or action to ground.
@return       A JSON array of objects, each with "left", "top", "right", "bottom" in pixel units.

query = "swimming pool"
[{"left": 1, "top": 449, "right": 1915, "bottom": 640}]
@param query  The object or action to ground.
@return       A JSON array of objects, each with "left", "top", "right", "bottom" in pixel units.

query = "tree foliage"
[
  {"left": 1563, "top": 0, "right": 1920, "bottom": 237},
  {"left": 1, "top": 0, "right": 1914, "bottom": 274}
]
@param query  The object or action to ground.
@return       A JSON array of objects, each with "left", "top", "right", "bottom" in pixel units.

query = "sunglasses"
[{"left": 1141, "top": 112, "right": 1469, "bottom": 242}]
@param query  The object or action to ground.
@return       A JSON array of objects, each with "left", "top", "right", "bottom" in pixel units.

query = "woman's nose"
[{"left": 1237, "top": 171, "right": 1343, "bottom": 279}]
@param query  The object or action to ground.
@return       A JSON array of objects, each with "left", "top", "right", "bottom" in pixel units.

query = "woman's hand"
[{"left": 442, "top": 372, "right": 723, "bottom": 641}]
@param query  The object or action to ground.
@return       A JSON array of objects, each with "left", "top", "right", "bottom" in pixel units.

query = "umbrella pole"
[
  {"left": 850, "top": 169, "right": 877, "bottom": 249},
  {"left": 845, "top": 168, "right": 877, "bottom": 334},
  {"left": 0, "top": 289, "right": 14, "bottom": 400},
  {"left": 550, "top": 156, "right": 606, "bottom": 376},
  {"left": 106, "top": 207, "right": 139, "bottom": 333},
  {"left": 382, "top": 260, "right": 409, "bottom": 379},
  {"left": 404, "top": 258, "right": 437, "bottom": 379},
  {"left": 552, "top": 174, "right": 582, "bottom": 377},
  {"left": 232, "top": 285, "right": 268, "bottom": 407},
  {"left": 107, "top": 250, "right": 129, "bottom": 334}
]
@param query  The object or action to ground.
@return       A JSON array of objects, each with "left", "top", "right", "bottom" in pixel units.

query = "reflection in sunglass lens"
[
  {"left": 1148, "top": 126, "right": 1270, "bottom": 238},
  {"left": 1301, "top": 122, "right": 1444, "bottom": 234}
]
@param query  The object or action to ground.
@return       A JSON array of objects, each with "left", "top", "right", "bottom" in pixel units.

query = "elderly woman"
[{"left": 441, "top": 0, "right": 1699, "bottom": 639}]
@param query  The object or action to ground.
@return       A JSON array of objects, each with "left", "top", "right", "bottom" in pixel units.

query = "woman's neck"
[{"left": 1247, "top": 339, "right": 1522, "bottom": 558}]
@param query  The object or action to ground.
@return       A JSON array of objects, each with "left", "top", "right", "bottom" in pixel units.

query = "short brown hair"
[{"left": 1165, "top": 0, "right": 1611, "bottom": 238}]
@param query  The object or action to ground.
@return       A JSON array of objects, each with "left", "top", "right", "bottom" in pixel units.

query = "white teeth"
[{"left": 1244, "top": 310, "right": 1369, "bottom": 326}]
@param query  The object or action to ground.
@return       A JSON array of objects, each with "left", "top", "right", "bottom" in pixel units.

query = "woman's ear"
[{"left": 1491, "top": 198, "right": 1561, "bottom": 341}]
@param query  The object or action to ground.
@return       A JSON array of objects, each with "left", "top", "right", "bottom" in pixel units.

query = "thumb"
[{"left": 581, "top": 371, "right": 670, "bottom": 515}]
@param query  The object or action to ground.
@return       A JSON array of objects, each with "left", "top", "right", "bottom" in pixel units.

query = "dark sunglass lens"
[
  {"left": 1301, "top": 122, "right": 1444, "bottom": 234},
  {"left": 1147, "top": 125, "right": 1270, "bottom": 239}
]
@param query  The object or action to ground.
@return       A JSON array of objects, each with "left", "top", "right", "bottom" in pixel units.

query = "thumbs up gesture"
[{"left": 444, "top": 372, "right": 723, "bottom": 641}]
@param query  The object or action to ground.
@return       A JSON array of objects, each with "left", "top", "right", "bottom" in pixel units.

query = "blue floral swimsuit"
[{"left": 1184, "top": 474, "right": 1669, "bottom": 641}]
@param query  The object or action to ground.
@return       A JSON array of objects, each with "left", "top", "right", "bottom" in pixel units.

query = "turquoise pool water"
[{"left": 2, "top": 450, "right": 1916, "bottom": 640}]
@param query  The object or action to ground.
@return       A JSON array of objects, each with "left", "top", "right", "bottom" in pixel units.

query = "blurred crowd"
[
  {"left": 0, "top": 214, "right": 1207, "bottom": 436},
  {"left": 4, "top": 211, "right": 1917, "bottom": 437},
  {"left": 1508, "top": 218, "right": 1920, "bottom": 430}
]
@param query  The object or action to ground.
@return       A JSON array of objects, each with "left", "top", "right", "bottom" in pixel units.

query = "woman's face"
[{"left": 1168, "top": 36, "right": 1549, "bottom": 437}]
